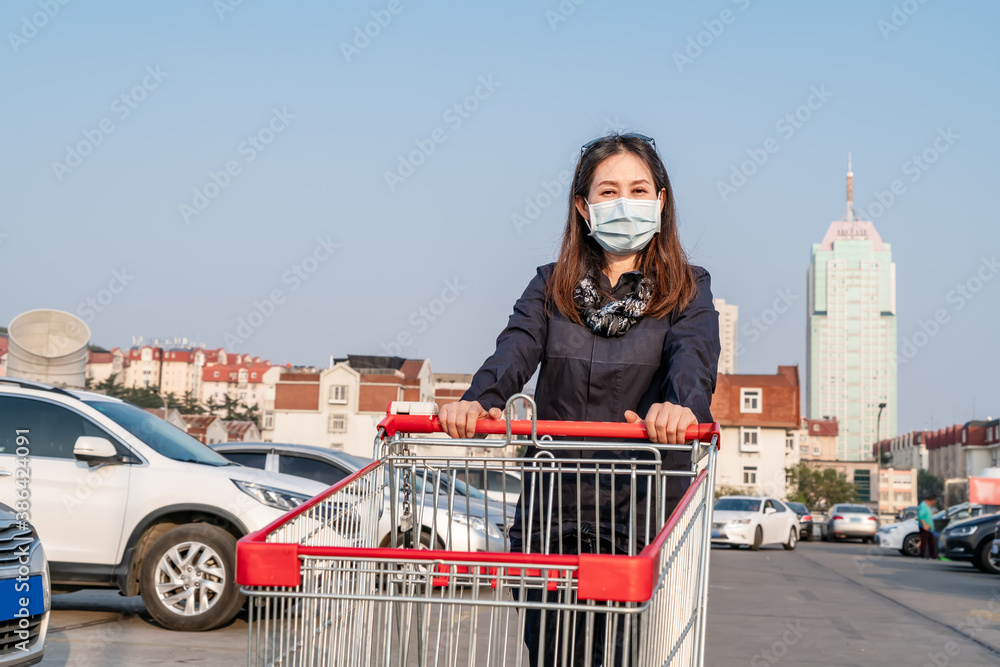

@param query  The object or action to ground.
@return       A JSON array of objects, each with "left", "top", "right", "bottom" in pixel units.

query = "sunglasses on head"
[{"left": 581, "top": 133, "right": 656, "bottom": 155}]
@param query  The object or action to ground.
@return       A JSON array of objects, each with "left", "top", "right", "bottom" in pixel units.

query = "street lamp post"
[{"left": 875, "top": 401, "right": 887, "bottom": 516}]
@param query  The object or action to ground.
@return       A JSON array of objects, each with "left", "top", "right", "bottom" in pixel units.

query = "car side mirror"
[
  {"left": 764, "top": 507, "right": 776, "bottom": 515},
  {"left": 74, "top": 436, "right": 119, "bottom": 465}
]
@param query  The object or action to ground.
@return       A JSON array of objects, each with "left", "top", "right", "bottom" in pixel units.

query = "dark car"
[
  {"left": 939, "top": 513, "right": 1000, "bottom": 574},
  {"left": 785, "top": 501, "right": 814, "bottom": 541}
]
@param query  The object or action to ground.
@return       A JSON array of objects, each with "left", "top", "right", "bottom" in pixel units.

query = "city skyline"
[{"left": 1, "top": 2, "right": 996, "bottom": 435}]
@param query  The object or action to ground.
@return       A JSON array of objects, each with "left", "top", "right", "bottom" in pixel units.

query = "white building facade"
[{"left": 713, "top": 298, "right": 738, "bottom": 376}]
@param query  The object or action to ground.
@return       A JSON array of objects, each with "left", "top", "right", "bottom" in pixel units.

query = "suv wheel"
[{"left": 139, "top": 523, "right": 244, "bottom": 631}]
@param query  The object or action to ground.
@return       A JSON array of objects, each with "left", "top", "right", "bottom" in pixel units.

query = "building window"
[
  {"left": 740, "top": 388, "right": 762, "bottom": 413},
  {"left": 263, "top": 411, "right": 274, "bottom": 430},
  {"left": 853, "top": 470, "right": 871, "bottom": 502},
  {"left": 799, "top": 445, "right": 809, "bottom": 455},
  {"left": 328, "top": 413, "right": 347, "bottom": 433},
  {"left": 329, "top": 385, "right": 348, "bottom": 404},
  {"left": 812, "top": 446, "right": 821, "bottom": 456},
  {"left": 740, "top": 427, "right": 761, "bottom": 453},
  {"left": 743, "top": 466, "right": 757, "bottom": 484}
]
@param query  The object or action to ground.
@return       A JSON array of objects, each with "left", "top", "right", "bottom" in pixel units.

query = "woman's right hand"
[{"left": 439, "top": 400, "right": 503, "bottom": 439}]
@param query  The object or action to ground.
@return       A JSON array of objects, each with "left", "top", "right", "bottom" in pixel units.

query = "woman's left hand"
[{"left": 624, "top": 402, "right": 697, "bottom": 444}]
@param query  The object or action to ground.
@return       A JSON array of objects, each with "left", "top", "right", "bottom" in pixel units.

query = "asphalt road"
[
  {"left": 37, "top": 540, "right": 1000, "bottom": 666},
  {"left": 706, "top": 538, "right": 1000, "bottom": 666}
]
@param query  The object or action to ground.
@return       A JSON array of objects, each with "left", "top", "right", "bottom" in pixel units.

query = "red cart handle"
[{"left": 378, "top": 402, "right": 720, "bottom": 444}]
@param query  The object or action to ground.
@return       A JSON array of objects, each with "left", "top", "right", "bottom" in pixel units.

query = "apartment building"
[
  {"left": 200, "top": 363, "right": 281, "bottom": 414},
  {"left": 711, "top": 365, "right": 801, "bottom": 499}
]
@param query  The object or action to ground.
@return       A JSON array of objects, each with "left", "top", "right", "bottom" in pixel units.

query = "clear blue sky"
[{"left": 2, "top": 1, "right": 997, "bottom": 434}]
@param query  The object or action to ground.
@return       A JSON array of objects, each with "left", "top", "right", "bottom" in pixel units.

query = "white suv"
[{"left": 0, "top": 379, "right": 326, "bottom": 632}]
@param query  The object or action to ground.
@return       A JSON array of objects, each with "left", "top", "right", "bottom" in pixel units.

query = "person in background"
[{"left": 918, "top": 494, "right": 938, "bottom": 560}]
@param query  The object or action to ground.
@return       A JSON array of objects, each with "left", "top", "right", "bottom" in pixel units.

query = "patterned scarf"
[{"left": 573, "top": 273, "right": 653, "bottom": 337}]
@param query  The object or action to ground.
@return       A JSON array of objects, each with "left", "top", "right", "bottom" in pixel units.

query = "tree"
[
  {"left": 95, "top": 373, "right": 125, "bottom": 398},
  {"left": 786, "top": 463, "right": 856, "bottom": 510},
  {"left": 918, "top": 469, "right": 944, "bottom": 502},
  {"left": 221, "top": 394, "right": 240, "bottom": 421},
  {"left": 179, "top": 391, "right": 204, "bottom": 415},
  {"left": 714, "top": 485, "right": 748, "bottom": 502},
  {"left": 203, "top": 396, "right": 223, "bottom": 417}
]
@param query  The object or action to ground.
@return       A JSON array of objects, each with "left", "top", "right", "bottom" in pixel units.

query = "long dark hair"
[{"left": 548, "top": 134, "right": 697, "bottom": 324}]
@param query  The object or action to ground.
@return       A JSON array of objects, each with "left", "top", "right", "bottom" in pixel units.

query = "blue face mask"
[{"left": 585, "top": 195, "right": 661, "bottom": 255}]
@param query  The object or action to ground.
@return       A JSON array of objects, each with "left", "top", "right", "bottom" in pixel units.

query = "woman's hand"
[
  {"left": 624, "top": 402, "right": 697, "bottom": 444},
  {"left": 439, "top": 400, "right": 503, "bottom": 439}
]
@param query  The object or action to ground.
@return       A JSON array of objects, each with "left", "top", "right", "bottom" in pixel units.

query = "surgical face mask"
[{"left": 585, "top": 195, "right": 661, "bottom": 255}]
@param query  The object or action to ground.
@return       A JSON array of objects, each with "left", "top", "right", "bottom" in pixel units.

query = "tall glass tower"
[{"left": 807, "top": 156, "right": 897, "bottom": 461}]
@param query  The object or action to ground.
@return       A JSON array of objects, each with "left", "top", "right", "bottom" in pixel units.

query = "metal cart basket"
[{"left": 237, "top": 395, "right": 720, "bottom": 667}]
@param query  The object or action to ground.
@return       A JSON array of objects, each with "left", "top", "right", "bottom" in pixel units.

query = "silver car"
[
  {"left": 212, "top": 442, "right": 512, "bottom": 552},
  {"left": 0, "top": 503, "right": 50, "bottom": 666},
  {"left": 825, "top": 503, "right": 878, "bottom": 542}
]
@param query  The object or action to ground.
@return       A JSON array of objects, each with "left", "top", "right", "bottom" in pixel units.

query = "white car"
[
  {"left": 0, "top": 503, "right": 49, "bottom": 666},
  {"left": 0, "top": 378, "right": 327, "bottom": 632},
  {"left": 212, "top": 442, "right": 511, "bottom": 552},
  {"left": 712, "top": 496, "right": 801, "bottom": 551},
  {"left": 451, "top": 468, "right": 522, "bottom": 505},
  {"left": 875, "top": 503, "right": 986, "bottom": 557}
]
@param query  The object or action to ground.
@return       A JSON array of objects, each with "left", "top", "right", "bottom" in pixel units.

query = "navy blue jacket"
[
  {"left": 462, "top": 263, "right": 721, "bottom": 552},
  {"left": 463, "top": 263, "right": 719, "bottom": 424}
]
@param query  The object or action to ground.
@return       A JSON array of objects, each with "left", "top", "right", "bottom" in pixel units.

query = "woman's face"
[{"left": 574, "top": 150, "right": 666, "bottom": 223}]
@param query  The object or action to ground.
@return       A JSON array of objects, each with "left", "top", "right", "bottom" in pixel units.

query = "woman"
[{"left": 440, "top": 133, "right": 720, "bottom": 665}]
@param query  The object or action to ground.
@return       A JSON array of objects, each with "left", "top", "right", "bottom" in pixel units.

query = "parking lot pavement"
[
  {"left": 40, "top": 590, "right": 246, "bottom": 666},
  {"left": 41, "top": 540, "right": 1000, "bottom": 666},
  {"left": 707, "top": 539, "right": 1000, "bottom": 666}
]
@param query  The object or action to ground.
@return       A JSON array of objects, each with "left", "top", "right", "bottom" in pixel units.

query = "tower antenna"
[{"left": 844, "top": 152, "right": 858, "bottom": 222}]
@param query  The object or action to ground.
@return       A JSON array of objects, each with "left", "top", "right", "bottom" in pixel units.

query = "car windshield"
[
  {"left": 715, "top": 498, "right": 761, "bottom": 512},
  {"left": 786, "top": 502, "right": 809, "bottom": 514},
  {"left": 413, "top": 469, "right": 487, "bottom": 500},
  {"left": 835, "top": 505, "right": 872, "bottom": 514},
  {"left": 85, "top": 400, "right": 231, "bottom": 467}
]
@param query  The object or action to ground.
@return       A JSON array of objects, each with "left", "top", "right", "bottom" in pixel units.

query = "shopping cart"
[{"left": 237, "top": 394, "right": 720, "bottom": 667}]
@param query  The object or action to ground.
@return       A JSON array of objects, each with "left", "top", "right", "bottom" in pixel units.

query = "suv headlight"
[
  {"left": 453, "top": 514, "right": 502, "bottom": 540},
  {"left": 728, "top": 519, "right": 751, "bottom": 526},
  {"left": 946, "top": 525, "right": 978, "bottom": 537},
  {"left": 233, "top": 480, "right": 311, "bottom": 511}
]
